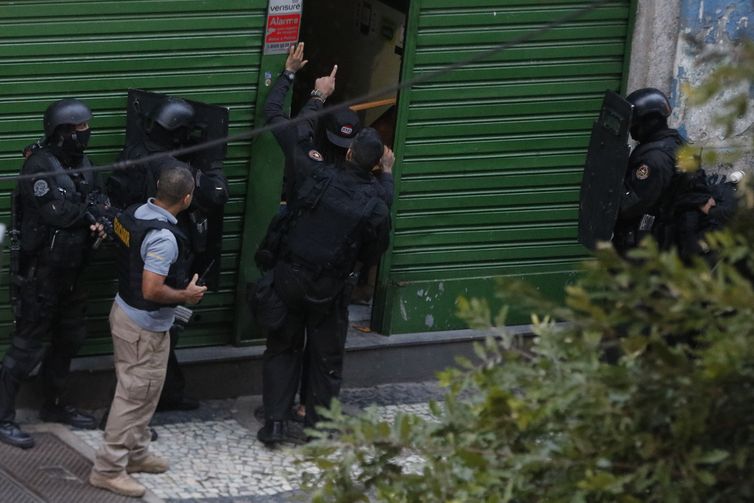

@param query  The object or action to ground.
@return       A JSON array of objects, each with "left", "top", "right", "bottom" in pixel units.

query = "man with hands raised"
[{"left": 257, "top": 44, "right": 391, "bottom": 446}]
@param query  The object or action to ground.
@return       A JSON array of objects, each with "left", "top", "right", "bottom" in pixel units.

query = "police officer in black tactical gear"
[
  {"left": 256, "top": 59, "right": 391, "bottom": 446},
  {"left": 613, "top": 87, "right": 715, "bottom": 256},
  {"left": 0, "top": 98, "right": 109, "bottom": 449},
  {"left": 106, "top": 96, "right": 229, "bottom": 412},
  {"left": 261, "top": 43, "right": 396, "bottom": 425}
]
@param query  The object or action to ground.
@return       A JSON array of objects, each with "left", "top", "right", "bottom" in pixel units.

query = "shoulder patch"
[
  {"left": 635, "top": 164, "right": 650, "bottom": 180},
  {"left": 308, "top": 149, "right": 323, "bottom": 162},
  {"left": 33, "top": 179, "right": 50, "bottom": 197}
]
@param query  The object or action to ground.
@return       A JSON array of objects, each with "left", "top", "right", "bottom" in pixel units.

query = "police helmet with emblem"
[
  {"left": 626, "top": 88, "right": 671, "bottom": 122},
  {"left": 43, "top": 99, "right": 92, "bottom": 138},
  {"left": 148, "top": 98, "right": 195, "bottom": 131}
]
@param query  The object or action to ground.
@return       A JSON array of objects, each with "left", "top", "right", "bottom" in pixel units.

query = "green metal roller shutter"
[
  {"left": 0, "top": 0, "right": 269, "bottom": 354},
  {"left": 376, "top": 0, "right": 635, "bottom": 333}
]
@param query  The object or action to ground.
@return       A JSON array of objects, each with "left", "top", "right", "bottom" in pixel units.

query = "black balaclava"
[{"left": 51, "top": 125, "right": 90, "bottom": 165}]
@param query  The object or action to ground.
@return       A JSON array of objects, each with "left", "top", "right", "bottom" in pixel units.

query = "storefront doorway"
[{"left": 292, "top": 0, "right": 409, "bottom": 329}]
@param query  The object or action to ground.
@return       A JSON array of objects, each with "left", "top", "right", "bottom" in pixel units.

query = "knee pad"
[{"left": 2, "top": 339, "right": 46, "bottom": 382}]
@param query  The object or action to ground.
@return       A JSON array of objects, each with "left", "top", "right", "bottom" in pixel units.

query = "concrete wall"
[
  {"left": 627, "top": 0, "right": 682, "bottom": 95},
  {"left": 629, "top": 0, "right": 753, "bottom": 172}
]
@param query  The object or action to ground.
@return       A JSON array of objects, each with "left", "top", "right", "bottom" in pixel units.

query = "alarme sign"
[{"left": 264, "top": 0, "right": 303, "bottom": 54}]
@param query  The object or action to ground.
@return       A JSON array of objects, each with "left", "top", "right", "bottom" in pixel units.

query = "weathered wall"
[
  {"left": 673, "top": 0, "right": 753, "bottom": 172},
  {"left": 629, "top": 0, "right": 753, "bottom": 172},
  {"left": 627, "top": 0, "right": 681, "bottom": 94}
]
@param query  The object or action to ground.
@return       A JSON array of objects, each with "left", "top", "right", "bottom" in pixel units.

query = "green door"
[
  {"left": 375, "top": 0, "right": 636, "bottom": 333},
  {"left": 0, "top": 0, "right": 269, "bottom": 353}
]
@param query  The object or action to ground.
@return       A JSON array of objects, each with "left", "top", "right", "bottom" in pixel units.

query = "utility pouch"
[
  {"left": 248, "top": 272, "right": 287, "bottom": 331},
  {"left": 189, "top": 210, "right": 209, "bottom": 254},
  {"left": 254, "top": 207, "right": 291, "bottom": 271},
  {"left": 638, "top": 214, "right": 655, "bottom": 232},
  {"left": 17, "top": 272, "right": 40, "bottom": 321},
  {"left": 47, "top": 228, "right": 88, "bottom": 268},
  {"left": 20, "top": 219, "right": 46, "bottom": 253}
]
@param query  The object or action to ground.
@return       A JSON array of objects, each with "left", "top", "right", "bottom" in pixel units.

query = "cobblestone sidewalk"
[{"left": 72, "top": 382, "right": 444, "bottom": 502}]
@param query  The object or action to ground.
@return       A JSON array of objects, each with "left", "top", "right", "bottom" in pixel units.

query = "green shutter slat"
[
  {"left": 401, "top": 152, "right": 587, "bottom": 174},
  {"left": 0, "top": 0, "right": 268, "bottom": 352},
  {"left": 408, "top": 96, "right": 603, "bottom": 120},
  {"left": 400, "top": 171, "right": 582, "bottom": 193},
  {"left": 409, "top": 78, "right": 623, "bottom": 102},
  {"left": 396, "top": 188, "right": 580, "bottom": 212},
  {"left": 390, "top": 242, "right": 586, "bottom": 267},
  {"left": 415, "top": 60, "right": 624, "bottom": 83},
  {"left": 417, "top": 23, "right": 627, "bottom": 47},
  {"left": 393, "top": 206, "right": 579, "bottom": 231},
  {"left": 394, "top": 223, "right": 578, "bottom": 247},
  {"left": 418, "top": 6, "right": 629, "bottom": 28},
  {"left": 0, "top": 35, "right": 262, "bottom": 57},
  {"left": 0, "top": 53, "right": 262, "bottom": 78},
  {"left": 419, "top": 0, "right": 623, "bottom": 8},
  {"left": 0, "top": 70, "right": 259, "bottom": 96},
  {"left": 402, "top": 134, "right": 590, "bottom": 157},
  {"left": 390, "top": 260, "right": 584, "bottom": 284},
  {"left": 0, "top": 1, "right": 257, "bottom": 18},
  {"left": 415, "top": 41, "right": 628, "bottom": 65},
  {"left": 0, "top": 17, "right": 263, "bottom": 38},
  {"left": 406, "top": 116, "right": 595, "bottom": 139}
]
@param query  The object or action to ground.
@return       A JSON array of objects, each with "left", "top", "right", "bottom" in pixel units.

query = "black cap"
[
  {"left": 324, "top": 108, "right": 361, "bottom": 148},
  {"left": 350, "top": 127, "right": 384, "bottom": 170}
]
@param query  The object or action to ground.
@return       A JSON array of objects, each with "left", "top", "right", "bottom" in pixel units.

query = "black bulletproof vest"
[
  {"left": 629, "top": 133, "right": 684, "bottom": 218},
  {"left": 282, "top": 165, "right": 380, "bottom": 278},
  {"left": 20, "top": 150, "right": 95, "bottom": 265},
  {"left": 113, "top": 206, "right": 192, "bottom": 311}
]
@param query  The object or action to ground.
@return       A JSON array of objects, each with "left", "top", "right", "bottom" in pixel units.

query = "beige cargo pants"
[{"left": 93, "top": 302, "right": 170, "bottom": 476}]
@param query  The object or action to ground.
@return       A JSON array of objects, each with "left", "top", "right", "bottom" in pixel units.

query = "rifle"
[{"left": 9, "top": 191, "right": 21, "bottom": 308}]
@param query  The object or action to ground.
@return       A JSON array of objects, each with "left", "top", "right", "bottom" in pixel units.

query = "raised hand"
[{"left": 285, "top": 42, "right": 308, "bottom": 73}]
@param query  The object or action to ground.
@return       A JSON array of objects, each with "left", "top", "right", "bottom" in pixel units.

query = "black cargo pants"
[
  {"left": 0, "top": 264, "right": 87, "bottom": 422},
  {"left": 261, "top": 262, "right": 351, "bottom": 428}
]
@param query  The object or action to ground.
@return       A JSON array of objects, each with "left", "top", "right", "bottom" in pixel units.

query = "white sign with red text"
[{"left": 264, "top": 0, "right": 303, "bottom": 55}]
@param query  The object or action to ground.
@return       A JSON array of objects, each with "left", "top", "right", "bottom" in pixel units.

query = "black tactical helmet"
[
  {"left": 626, "top": 88, "right": 672, "bottom": 121},
  {"left": 43, "top": 98, "right": 92, "bottom": 137},
  {"left": 148, "top": 98, "right": 195, "bottom": 131}
]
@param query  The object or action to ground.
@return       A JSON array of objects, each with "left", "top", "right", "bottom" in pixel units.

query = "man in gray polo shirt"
[{"left": 90, "top": 165, "right": 207, "bottom": 498}]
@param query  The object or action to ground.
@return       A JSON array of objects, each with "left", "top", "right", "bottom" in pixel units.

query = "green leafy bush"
[
  {"left": 301, "top": 232, "right": 754, "bottom": 502},
  {"left": 299, "top": 39, "right": 754, "bottom": 502}
]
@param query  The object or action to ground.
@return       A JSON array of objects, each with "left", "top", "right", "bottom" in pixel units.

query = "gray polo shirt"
[{"left": 115, "top": 199, "right": 179, "bottom": 332}]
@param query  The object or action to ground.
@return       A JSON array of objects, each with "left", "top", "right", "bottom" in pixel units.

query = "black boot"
[
  {"left": 0, "top": 421, "right": 34, "bottom": 449},
  {"left": 40, "top": 403, "right": 96, "bottom": 429},
  {"left": 257, "top": 420, "right": 287, "bottom": 446}
]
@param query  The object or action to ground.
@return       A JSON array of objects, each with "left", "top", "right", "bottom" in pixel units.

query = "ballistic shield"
[
  {"left": 125, "top": 89, "right": 229, "bottom": 169},
  {"left": 125, "top": 89, "right": 229, "bottom": 289},
  {"left": 578, "top": 90, "right": 633, "bottom": 250}
]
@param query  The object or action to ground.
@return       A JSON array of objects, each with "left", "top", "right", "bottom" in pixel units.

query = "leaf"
[
  {"left": 458, "top": 449, "right": 487, "bottom": 469},
  {"left": 696, "top": 470, "right": 717, "bottom": 486},
  {"left": 620, "top": 335, "right": 648, "bottom": 356},
  {"left": 696, "top": 449, "right": 729, "bottom": 465}
]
